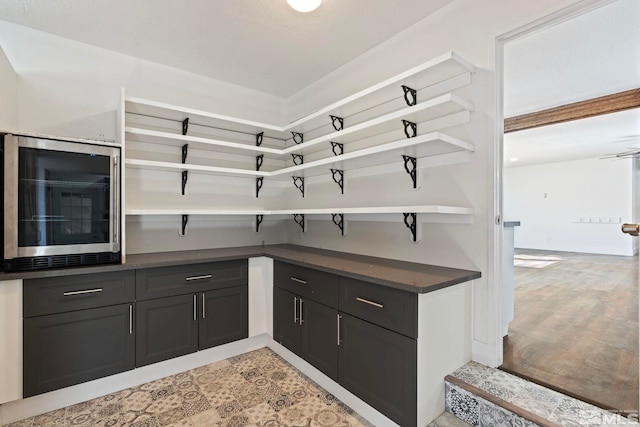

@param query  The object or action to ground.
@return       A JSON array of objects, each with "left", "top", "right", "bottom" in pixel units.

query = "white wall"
[
  {"left": 504, "top": 158, "right": 634, "bottom": 256},
  {"left": 0, "top": 45, "right": 17, "bottom": 132},
  {"left": 285, "top": 0, "right": 587, "bottom": 365}
]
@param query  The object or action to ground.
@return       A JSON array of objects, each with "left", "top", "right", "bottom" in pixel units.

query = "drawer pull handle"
[
  {"left": 356, "top": 297, "right": 384, "bottom": 309},
  {"left": 185, "top": 274, "right": 212, "bottom": 282},
  {"left": 290, "top": 277, "right": 307, "bottom": 285},
  {"left": 63, "top": 288, "right": 103, "bottom": 296}
]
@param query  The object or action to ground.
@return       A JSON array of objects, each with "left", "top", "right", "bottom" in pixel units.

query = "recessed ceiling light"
[
  {"left": 510, "top": 157, "right": 519, "bottom": 162},
  {"left": 287, "top": 0, "right": 322, "bottom": 13}
]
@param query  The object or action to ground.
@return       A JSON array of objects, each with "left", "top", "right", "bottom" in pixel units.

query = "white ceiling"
[
  {"left": 0, "top": 0, "right": 454, "bottom": 98},
  {"left": 504, "top": 0, "right": 640, "bottom": 168}
]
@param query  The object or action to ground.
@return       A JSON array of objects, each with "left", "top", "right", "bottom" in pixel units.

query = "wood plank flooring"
[{"left": 501, "top": 249, "right": 639, "bottom": 415}]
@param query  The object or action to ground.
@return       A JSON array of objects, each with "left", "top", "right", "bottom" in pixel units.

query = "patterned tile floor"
[{"left": 6, "top": 347, "right": 373, "bottom": 427}]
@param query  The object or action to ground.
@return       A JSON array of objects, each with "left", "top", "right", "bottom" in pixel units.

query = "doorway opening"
[{"left": 498, "top": 0, "right": 640, "bottom": 415}]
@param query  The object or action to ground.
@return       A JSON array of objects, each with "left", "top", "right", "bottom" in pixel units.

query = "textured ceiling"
[{"left": 0, "top": 0, "right": 454, "bottom": 98}]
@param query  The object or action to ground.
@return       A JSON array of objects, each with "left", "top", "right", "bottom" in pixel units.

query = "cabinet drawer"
[
  {"left": 339, "top": 277, "right": 417, "bottom": 338},
  {"left": 24, "top": 271, "right": 135, "bottom": 318},
  {"left": 274, "top": 261, "right": 339, "bottom": 307},
  {"left": 136, "top": 260, "right": 247, "bottom": 300}
]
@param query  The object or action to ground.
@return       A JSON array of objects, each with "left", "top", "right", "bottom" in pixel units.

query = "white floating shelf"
[
  {"left": 125, "top": 158, "right": 269, "bottom": 178},
  {"left": 282, "top": 93, "right": 474, "bottom": 155},
  {"left": 270, "top": 132, "right": 474, "bottom": 179},
  {"left": 125, "top": 205, "right": 474, "bottom": 216}
]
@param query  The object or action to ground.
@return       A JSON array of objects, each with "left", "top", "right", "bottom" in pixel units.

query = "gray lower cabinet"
[
  {"left": 339, "top": 313, "right": 416, "bottom": 427},
  {"left": 135, "top": 261, "right": 249, "bottom": 367},
  {"left": 273, "top": 287, "right": 338, "bottom": 381},
  {"left": 22, "top": 271, "right": 136, "bottom": 397},
  {"left": 273, "top": 261, "right": 417, "bottom": 427}
]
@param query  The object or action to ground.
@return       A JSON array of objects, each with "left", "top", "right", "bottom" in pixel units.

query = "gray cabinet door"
[
  {"left": 273, "top": 287, "right": 301, "bottom": 354},
  {"left": 338, "top": 313, "right": 417, "bottom": 427},
  {"left": 136, "top": 294, "right": 198, "bottom": 367},
  {"left": 23, "top": 303, "right": 135, "bottom": 397},
  {"left": 199, "top": 285, "right": 248, "bottom": 350},
  {"left": 300, "top": 298, "right": 338, "bottom": 381}
]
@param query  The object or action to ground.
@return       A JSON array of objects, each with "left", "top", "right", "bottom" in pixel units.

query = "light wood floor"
[{"left": 501, "top": 249, "right": 639, "bottom": 415}]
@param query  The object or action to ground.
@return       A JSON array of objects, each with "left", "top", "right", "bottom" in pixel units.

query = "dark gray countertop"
[{"left": 0, "top": 244, "right": 481, "bottom": 294}]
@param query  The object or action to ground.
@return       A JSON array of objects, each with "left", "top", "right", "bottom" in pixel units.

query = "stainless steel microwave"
[{"left": 2, "top": 134, "right": 121, "bottom": 271}]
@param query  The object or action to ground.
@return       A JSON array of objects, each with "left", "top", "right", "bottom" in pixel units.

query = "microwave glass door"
[{"left": 18, "top": 147, "right": 111, "bottom": 247}]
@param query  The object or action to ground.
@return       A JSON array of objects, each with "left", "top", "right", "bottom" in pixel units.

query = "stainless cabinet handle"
[
  {"left": 299, "top": 298, "right": 304, "bottom": 325},
  {"left": 337, "top": 314, "right": 342, "bottom": 346},
  {"left": 356, "top": 297, "right": 384, "bottom": 309},
  {"left": 293, "top": 296, "right": 298, "bottom": 323},
  {"left": 202, "top": 293, "right": 206, "bottom": 319},
  {"left": 290, "top": 277, "right": 307, "bottom": 285},
  {"left": 193, "top": 294, "right": 197, "bottom": 321},
  {"left": 129, "top": 304, "right": 133, "bottom": 335},
  {"left": 186, "top": 274, "right": 212, "bottom": 282},
  {"left": 63, "top": 288, "right": 103, "bottom": 296}
]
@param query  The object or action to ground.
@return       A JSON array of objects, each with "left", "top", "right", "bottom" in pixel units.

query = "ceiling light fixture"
[{"left": 287, "top": 0, "right": 322, "bottom": 13}]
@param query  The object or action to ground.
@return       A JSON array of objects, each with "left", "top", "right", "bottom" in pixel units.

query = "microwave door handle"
[
  {"left": 113, "top": 154, "right": 119, "bottom": 246},
  {"left": 3, "top": 136, "right": 18, "bottom": 259}
]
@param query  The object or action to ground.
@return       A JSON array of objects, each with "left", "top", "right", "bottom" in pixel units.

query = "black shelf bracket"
[
  {"left": 181, "top": 144, "right": 189, "bottom": 163},
  {"left": 330, "top": 115, "right": 344, "bottom": 131},
  {"left": 332, "top": 213, "right": 345, "bottom": 236},
  {"left": 402, "top": 155, "right": 417, "bottom": 189},
  {"left": 256, "top": 154, "right": 264, "bottom": 171},
  {"left": 180, "top": 214, "right": 189, "bottom": 237},
  {"left": 330, "top": 169, "right": 344, "bottom": 194},
  {"left": 331, "top": 142, "right": 344, "bottom": 156},
  {"left": 402, "top": 85, "right": 417, "bottom": 107},
  {"left": 402, "top": 120, "right": 417, "bottom": 138},
  {"left": 182, "top": 118, "right": 189, "bottom": 136},
  {"left": 293, "top": 214, "right": 305, "bottom": 232},
  {"left": 403, "top": 213, "right": 417, "bottom": 242},
  {"left": 292, "top": 154, "right": 304, "bottom": 166},
  {"left": 256, "top": 177, "right": 263, "bottom": 198},
  {"left": 181, "top": 170, "right": 188, "bottom": 195},
  {"left": 256, "top": 132, "right": 264, "bottom": 147},
  {"left": 292, "top": 177, "right": 305, "bottom": 197},
  {"left": 256, "top": 214, "right": 264, "bottom": 233},
  {"left": 291, "top": 132, "right": 304, "bottom": 145}
]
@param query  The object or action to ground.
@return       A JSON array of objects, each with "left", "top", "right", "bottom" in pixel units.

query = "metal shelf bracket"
[
  {"left": 292, "top": 132, "right": 304, "bottom": 145},
  {"left": 293, "top": 214, "right": 305, "bottom": 232},
  {"left": 256, "top": 132, "right": 264, "bottom": 147},
  {"left": 180, "top": 214, "right": 189, "bottom": 237},
  {"left": 256, "top": 154, "right": 264, "bottom": 171},
  {"left": 330, "top": 115, "right": 344, "bottom": 131},
  {"left": 181, "top": 144, "right": 189, "bottom": 163},
  {"left": 330, "top": 169, "right": 344, "bottom": 194},
  {"left": 402, "top": 120, "right": 417, "bottom": 138},
  {"left": 181, "top": 170, "right": 188, "bottom": 195},
  {"left": 292, "top": 176, "right": 305, "bottom": 197},
  {"left": 402, "top": 155, "right": 417, "bottom": 189},
  {"left": 331, "top": 142, "right": 344, "bottom": 156},
  {"left": 256, "top": 214, "right": 264, "bottom": 233},
  {"left": 292, "top": 154, "right": 304, "bottom": 166},
  {"left": 403, "top": 213, "right": 418, "bottom": 242},
  {"left": 256, "top": 177, "right": 263, "bottom": 198},
  {"left": 332, "top": 213, "right": 345, "bottom": 236},
  {"left": 182, "top": 118, "right": 189, "bottom": 135},
  {"left": 402, "top": 85, "right": 417, "bottom": 107}
]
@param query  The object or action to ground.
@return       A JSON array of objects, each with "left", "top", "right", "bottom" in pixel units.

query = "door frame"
[{"left": 489, "top": 0, "right": 618, "bottom": 367}]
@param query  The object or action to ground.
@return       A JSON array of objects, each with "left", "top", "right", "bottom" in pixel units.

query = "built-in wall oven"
[{"left": 2, "top": 134, "right": 120, "bottom": 271}]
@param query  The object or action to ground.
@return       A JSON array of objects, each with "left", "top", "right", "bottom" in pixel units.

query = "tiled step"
[{"left": 445, "top": 361, "right": 638, "bottom": 427}]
